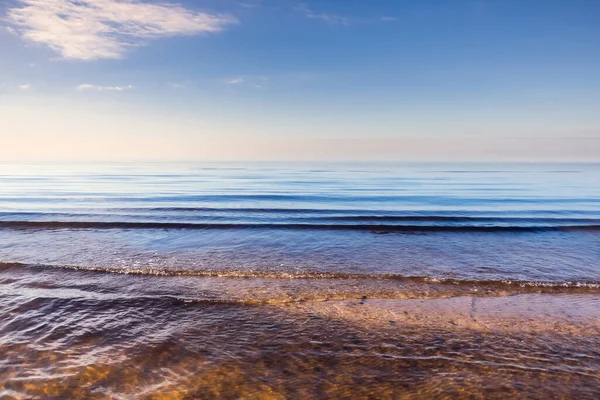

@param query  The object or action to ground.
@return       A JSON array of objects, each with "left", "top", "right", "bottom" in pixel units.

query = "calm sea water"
[
  {"left": 1, "top": 162, "right": 599, "bottom": 282},
  {"left": 1, "top": 162, "right": 599, "bottom": 398}
]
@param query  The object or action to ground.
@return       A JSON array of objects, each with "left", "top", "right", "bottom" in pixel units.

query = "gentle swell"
[
  {"left": 2, "top": 194, "right": 600, "bottom": 203},
  {"left": 2, "top": 262, "right": 599, "bottom": 292},
  {"left": 0, "top": 220, "right": 599, "bottom": 232}
]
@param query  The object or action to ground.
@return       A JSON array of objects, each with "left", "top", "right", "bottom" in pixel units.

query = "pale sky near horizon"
[{"left": 1, "top": 0, "right": 599, "bottom": 162}]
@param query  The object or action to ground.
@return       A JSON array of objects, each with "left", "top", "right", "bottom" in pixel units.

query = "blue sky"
[{"left": 1, "top": 0, "right": 599, "bottom": 161}]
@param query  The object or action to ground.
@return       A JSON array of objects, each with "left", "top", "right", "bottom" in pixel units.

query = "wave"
[
  {"left": 113, "top": 207, "right": 600, "bottom": 215},
  {"left": 2, "top": 262, "right": 599, "bottom": 291},
  {"left": 0, "top": 220, "right": 598, "bottom": 232},
  {"left": 314, "top": 216, "right": 600, "bottom": 223},
  {"left": 2, "top": 194, "right": 600, "bottom": 204},
  {"left": 3, "top": 209, "right": 600, "bottom": 218}
]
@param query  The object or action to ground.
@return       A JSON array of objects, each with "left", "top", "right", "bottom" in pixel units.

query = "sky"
[{"left": 0, "top": 0, "right": 599, "bottom": 162}]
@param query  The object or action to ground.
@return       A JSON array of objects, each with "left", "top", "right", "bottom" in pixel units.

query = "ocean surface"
[{"left": 1, "top": 162, "right": 599, "bottom": 398}]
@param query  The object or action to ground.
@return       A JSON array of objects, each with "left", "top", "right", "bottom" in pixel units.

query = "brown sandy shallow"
[
  {"left": 1, "top": 291, "right": 600, "bottom": 399},
  {"left": 283, "top": 294, "right": 600, "bottom": 335}
]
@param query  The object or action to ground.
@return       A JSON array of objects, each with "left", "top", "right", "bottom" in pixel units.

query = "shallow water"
[{"left": 1, "top": 162, "right": 599, "bottom": 398}]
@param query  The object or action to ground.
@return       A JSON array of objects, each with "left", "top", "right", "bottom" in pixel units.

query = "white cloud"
[
  {"left": 76, "top": 84, "right": 133, "bottom": 91},
  {"left": 7, "top": 0, "right": 238, "bottom": 60},
  {"left": 19, "top": 84, "right": 30, "bottom": 90}
]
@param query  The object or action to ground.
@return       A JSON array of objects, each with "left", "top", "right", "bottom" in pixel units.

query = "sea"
[{"left": 0, "top": 162, "right": 599, "bottom": 399}]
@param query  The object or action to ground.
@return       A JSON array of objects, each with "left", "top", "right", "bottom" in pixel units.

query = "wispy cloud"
[
  {"left": 294, "top": 3, "right": 348, "bottom": 25},
  {"left": 19, "top": 84, "right": 30, "bottom": 90},
  {"left": 239, "top": 1, "right": 263, "bottom": 9},
  {"left": 76, "top": 84, "right": 133, "bottom": 91},
  {"left": 225, "top": 77, "right": 244, "bottom": 84},
  {"left": 223, "top": 75, "right": 268, "bottom": 88},
  {"left": 7, "top": 0, "right": 238, "bottom": 60}
]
